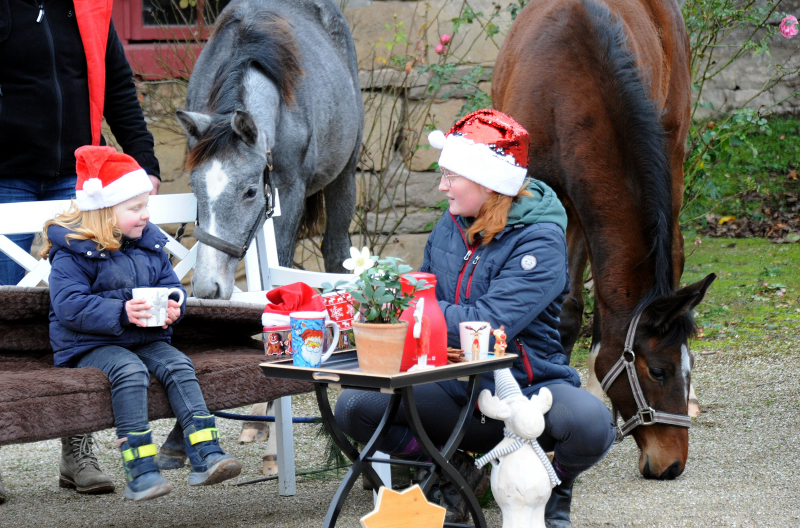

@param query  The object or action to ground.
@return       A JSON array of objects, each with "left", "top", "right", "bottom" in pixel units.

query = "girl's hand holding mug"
[
  {"left": 126, "top": 298, "right": 152, "bottom": 327},
  {"left": 163, "top": 299, "right": 181, "bottom": 328},
  {"left": 130, "top": 287, "right": 185, "bottom": 328}
]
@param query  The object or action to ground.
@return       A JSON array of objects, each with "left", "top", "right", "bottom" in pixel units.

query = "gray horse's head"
[{"left": 177, "top": 109, "right": 270, "bottom": 299}]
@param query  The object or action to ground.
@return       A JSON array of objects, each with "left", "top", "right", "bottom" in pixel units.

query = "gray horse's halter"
[
  {"left": 600, "top": 312, "right": 692, "bottom": 443},
  {"left": 193, "top": 151, "right": 275, "bottom": 260}
]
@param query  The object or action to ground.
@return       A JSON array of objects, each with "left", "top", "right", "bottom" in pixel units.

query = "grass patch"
[
  {"left": 684, "top": 116, "right": 800, "bottom": 223},
  {"left": 569, "top": 234, "right": 799, "bottom": 368},
  {"left": 679, "top": 234, "right": 799, "bottom": 350}
]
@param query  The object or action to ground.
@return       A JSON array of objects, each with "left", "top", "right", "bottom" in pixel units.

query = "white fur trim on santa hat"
[
  {"left": 434, "top": 134, "right": 527, "bottom": 196},
  {"left": 75, "top": 168, "right": 153, "bottom": 211}
]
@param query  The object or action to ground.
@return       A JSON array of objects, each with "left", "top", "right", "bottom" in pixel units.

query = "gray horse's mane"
[{"left": 186, "top": 10, "right": 303, "bottom": 170}]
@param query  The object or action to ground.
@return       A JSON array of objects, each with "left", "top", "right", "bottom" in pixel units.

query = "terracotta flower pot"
[{"left": 352, "top": 321, "right": 409, "bottom": 375}]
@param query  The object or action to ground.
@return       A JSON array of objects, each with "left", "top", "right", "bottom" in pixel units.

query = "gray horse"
[{"left": 176, "top": 0, "right": 363, "bottom": 299}]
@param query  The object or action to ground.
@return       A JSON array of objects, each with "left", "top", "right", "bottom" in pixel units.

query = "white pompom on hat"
[
  {"left": 74, "top": 146, "right": 153, "bottom": 211},
  {"left": 428, "top": 109, "right": 530, "bottom": 196}
]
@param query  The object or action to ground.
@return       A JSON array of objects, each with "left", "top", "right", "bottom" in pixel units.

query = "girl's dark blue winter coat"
[
  {"left": 420, "top": 180, "right": 581, "bottom": 405},
  {"left": 47, "top": 222, "right": 186, "bottom": 367}
]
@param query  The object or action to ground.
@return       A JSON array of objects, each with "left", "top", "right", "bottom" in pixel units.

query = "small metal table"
[{"left": 260, "top": 351, "right": 516, "bottom": 528}]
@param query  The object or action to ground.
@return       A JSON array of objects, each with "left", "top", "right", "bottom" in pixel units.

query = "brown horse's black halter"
[
  {"left": 193, "top": 151, "right": 275, "bottom": 260},
  {"left": 600, "top": 312, "right": 692, "bottom": 443}
]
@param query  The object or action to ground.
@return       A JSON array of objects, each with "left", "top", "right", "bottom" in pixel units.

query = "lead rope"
[{"left": 474, "top": 428, "right": 561, "bottom": 488}]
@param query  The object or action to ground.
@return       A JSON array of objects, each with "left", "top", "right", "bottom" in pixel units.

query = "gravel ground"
[{"left": 1, "top": 339, "right": 798, "bottom": 527}]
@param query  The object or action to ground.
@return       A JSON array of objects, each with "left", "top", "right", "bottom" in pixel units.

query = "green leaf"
[
  {"left": 373, "top": 284, "right": 386, "bottom": 300},
  {"left": 379, "top": 293, "right": 396, "bottom": 304},
  {"left": 350, "top": 291, "right": 366, "bottom": 304}
]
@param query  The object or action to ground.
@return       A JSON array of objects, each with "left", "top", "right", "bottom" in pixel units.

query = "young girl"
[
  {"left": 335, "top": 110, "right": 615, "bottom": 526},
  {"left": 41, "top": 146, "right": 241, "bottom": 502}
]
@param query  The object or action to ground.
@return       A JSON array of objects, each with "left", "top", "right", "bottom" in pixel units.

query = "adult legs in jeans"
[
  {"left": 0, "top": 176, "right": 77, "bottom": 285},
  {"left": 0, "top": 176, "right": 109, "bottom": 495}
]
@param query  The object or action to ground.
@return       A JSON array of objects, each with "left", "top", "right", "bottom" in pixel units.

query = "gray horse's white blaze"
[{"left": 194, "top": 160, "right": 235, "bottom": 298}]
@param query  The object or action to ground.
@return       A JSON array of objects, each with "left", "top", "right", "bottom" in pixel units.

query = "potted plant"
[{"left": 322, "top": 247, "right": 431, "bottom": 375}]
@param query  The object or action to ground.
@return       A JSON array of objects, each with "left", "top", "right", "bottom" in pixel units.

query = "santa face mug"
[
  {"left": 131, "top": 287, "right": 185, "bottom": 327},
  {"left": 459, "top": 321, "right": 492, "bottom": 361},
  {"left": 289, "top": 311, "right": 340, "bottom": 368}
]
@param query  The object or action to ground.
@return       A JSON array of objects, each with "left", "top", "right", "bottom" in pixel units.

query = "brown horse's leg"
[{"left": 559, "top": 216, "right": 588, "bottom": 363}]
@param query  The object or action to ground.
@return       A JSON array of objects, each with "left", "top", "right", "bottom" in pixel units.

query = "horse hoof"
[
  {"left": 238, "top": 428, "right": 258, "bottom": 443},
  {"left": 262, "top": 455, "right": 279, "bottom": 476},
  {"left": 688, "top": 399, "right": 701, "bottom": 417},
  {"left": 239, "top": 424, "right": 269, "bottom": 443}
]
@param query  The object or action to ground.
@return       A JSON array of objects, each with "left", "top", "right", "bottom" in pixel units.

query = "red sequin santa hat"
[
  {"left": 428, "top": 109, "right": 529, "bottom": 196},
  {"left": 74, "top": 146, "right": 153, "bottom": 211}
]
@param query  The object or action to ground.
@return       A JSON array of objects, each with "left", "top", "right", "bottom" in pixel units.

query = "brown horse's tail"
[
  {"left": 581, "top": 0, "right": 675, "bottom": 307},
  {"left": 298, "top": 190, "right": 325, "bottom": 240}
]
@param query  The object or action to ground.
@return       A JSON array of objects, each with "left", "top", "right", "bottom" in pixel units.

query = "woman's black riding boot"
[
  {"left": 438, "top": 451, "right": 490, "bottom": 524},
  {"left": 544, "top": 478, "right": 575, "bottom": 528}
]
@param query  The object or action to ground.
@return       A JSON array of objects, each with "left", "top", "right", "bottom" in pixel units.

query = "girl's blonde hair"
[
  {"left": 40, "top": 201, "right": 122, "bottom": 258},
  {"left": 466, "top": 180, "right": 533, "bottom": 246}
]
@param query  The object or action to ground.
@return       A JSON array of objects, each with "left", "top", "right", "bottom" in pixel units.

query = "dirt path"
[{"left": 1, "top": 339, "right": 798, "bottom": 527}]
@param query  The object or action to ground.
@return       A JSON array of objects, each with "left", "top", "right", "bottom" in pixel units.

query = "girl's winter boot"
[
  {"left": 120, "top": 430, "right": 173, "bottom": 501},
  {"left": 183, "top": 415, "right": 242, "bottom": 486}
]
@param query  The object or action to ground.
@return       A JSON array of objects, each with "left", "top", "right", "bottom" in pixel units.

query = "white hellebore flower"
[{"left": 343, "top": 246, "right": 377, "bottom": 275}]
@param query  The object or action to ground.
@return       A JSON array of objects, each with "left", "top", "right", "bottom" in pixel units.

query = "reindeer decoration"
[
  {"left": 464, "top": 324, "right": 489, "bottom": 359},
  {"left": 475, "top": 369, "right": 559, "bottom": 528},
  {"left": 493, "top": 326, "right": 508, "bottom": 357}
]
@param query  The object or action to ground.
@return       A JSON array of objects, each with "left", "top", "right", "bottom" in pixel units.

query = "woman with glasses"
[{"left": 335, "top": 109, "right": 614, "bottom": 526}]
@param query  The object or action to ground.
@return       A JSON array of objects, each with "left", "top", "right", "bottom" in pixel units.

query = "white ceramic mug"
[
  {"left": 131, "top": 287, "right": 185, "bottom": 327},
  {"left": 459, "top": 321, "right": 492, "bottom": 361}
]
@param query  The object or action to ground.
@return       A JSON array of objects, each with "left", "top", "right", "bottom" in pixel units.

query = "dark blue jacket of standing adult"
[
  {"left": 47, "top": 222, "right": 185, "bottom": 367},
  {"left": 420, "top": 179, "right": 581, "bottom": 405}
]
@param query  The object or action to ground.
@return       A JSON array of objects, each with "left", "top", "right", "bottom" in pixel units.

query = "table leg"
[
  {"left": 402, "top": 375, "right": 486, "bottom": 528},
  {"left": 314, "top": 383, "right": 402, "bottom": 528}
]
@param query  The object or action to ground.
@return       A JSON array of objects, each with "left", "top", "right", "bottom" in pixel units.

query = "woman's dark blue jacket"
[
  {"left": 47, "top": 222, "right": 185, "bottom": 367},
  {"left": 420, "top": 179, "right": 581, "bottom": 405}
]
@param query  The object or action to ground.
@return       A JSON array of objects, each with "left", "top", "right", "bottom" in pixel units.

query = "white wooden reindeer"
[{"left": 475, "top": 369, "right": 560, "bottom": 528}]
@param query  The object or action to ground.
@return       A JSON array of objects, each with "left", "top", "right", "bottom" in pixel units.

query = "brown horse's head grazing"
[
  {"left": 602, "top": 274, "right": 715, "bottom": 479},
  {"left": 493, "top": 0, "right": 716, "bottom": 478}
]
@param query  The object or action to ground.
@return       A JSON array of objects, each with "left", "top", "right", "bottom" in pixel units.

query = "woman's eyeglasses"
[{"left": 441, "top": 168, "right": 461, "bottom": 186}]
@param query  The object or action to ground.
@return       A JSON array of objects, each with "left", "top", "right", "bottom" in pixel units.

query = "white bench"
[{"left": 0, "top": 192, "right": 354, "bottom": 496}]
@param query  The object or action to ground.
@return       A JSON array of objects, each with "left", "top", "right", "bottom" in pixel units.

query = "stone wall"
[{"left": 135, "top": 0, "right": 799, "bottom": 282}]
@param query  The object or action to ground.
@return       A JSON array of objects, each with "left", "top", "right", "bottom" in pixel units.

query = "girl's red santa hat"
[
  {"left": 428, "top": 109, "right": 530, "bottom": 196},
  {"left": 74, "top": 146, "right": 153, "bottom": 211}
]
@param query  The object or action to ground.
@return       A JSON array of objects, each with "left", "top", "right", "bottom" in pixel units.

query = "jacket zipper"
[
  {"left": 451, "top": 212, "right": 476, "bottom": 306},
  {"left": 465, "top": 254, "right": 482, "bottom": 299},
  {"left": 39, "top": 5, "right": 64, "bottom": 175},
  {"left": 516, "top": 339, "right": 534, "bottom": 385}
]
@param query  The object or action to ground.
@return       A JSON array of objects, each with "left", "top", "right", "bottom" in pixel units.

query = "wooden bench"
[{"left": 0, "top": 193, "right": 352, "bottom": 495}]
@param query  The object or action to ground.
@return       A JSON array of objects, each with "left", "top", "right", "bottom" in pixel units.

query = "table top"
[{"left": 260, "top": 350, "right": 517, "bottom": 391}]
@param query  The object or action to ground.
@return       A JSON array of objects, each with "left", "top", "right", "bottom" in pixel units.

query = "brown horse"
[{"left": 493, "top": 0, "right": 715, "bottom": 479}]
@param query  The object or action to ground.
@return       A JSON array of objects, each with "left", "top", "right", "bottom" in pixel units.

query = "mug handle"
[
  {"left": 320, "top": 321, "right": 340, "bottom": 364},
  {"left": 166, "top": 288, "right": 185, "bottom": 306}
]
